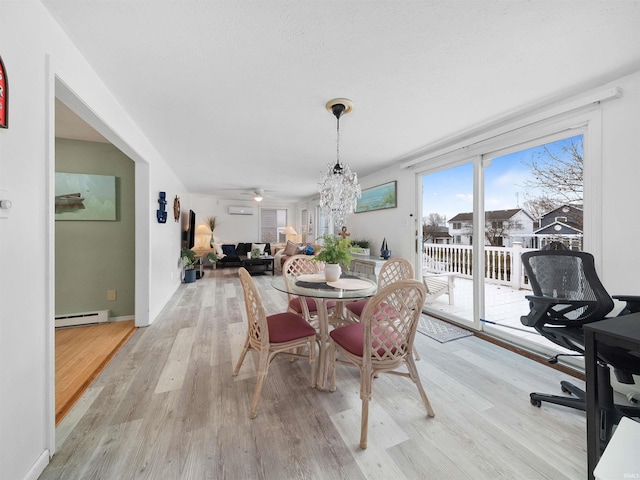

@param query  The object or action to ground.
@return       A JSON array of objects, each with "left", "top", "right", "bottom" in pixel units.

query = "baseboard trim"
[
  {"left": 475, "top": 331, "right": 585, "bottom": 380},
  {"left": 428, "top": 315, "right": 585, "bottom": 381},
  {"left": 109, "top": 315, "right": 135, "bottom": 322},
  {"left": 23, "top": 449, "right": 49, "bottom": 480}
]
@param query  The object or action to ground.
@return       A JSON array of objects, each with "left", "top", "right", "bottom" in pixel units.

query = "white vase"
[{"left": 324, "top": 263, "right": 341, "bottom": 282}]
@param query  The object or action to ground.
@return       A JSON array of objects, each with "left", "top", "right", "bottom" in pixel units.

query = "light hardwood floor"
[
  {"left": 42, "top": 267, "right": 587, "bottom": 479},
  {"left": 55, "top": 320, "right": 136, "bottom": 424}
]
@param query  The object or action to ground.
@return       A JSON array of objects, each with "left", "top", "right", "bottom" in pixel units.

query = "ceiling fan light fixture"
[{"left": 254, "top": 194, "right": 263, "bottom": 202}]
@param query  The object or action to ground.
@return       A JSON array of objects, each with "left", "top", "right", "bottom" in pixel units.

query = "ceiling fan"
[
  {"left": 240, "top": 188, "right": 267, "bottom": 202},
  {"left": 216, "top": 185, "right": 275, "bottom": 202},
  {"left": 251, "top": 189, "right": 264, "bottom": 202}
]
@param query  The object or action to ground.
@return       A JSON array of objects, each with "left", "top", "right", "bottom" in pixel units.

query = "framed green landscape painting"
[{"left": 355, "top": 180, "right": 397, "bottom": 213}]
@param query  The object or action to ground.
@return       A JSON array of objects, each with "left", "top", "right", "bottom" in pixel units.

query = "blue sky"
[{"left": 422, "top": 134, "right": 582, "bottom": 222}]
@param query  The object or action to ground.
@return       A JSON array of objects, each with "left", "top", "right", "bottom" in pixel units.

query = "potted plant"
[
  {"left": 312, "top": 234, "right": 353, "bottom": 282},
  {"left": 205, "top": 216, "right": 218, "bottom": 247},
  {"left": 182, "top": 247, "right": 198, "bottom": 283},
  {"left": 207, "top": 251, "right": 218, "bottom": 269},
  {"left": 350, "top": 238, "right": 372, "bottom": 256}
]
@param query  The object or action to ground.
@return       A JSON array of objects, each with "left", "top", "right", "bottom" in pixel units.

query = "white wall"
[
  {"left": 0, "top": 3, "right": 50, "bottom": 479},
  {"left": 0, "top": 2, "right": 187, "bottom": 479},
  {"left": 148, "top": 163, "right": 186, "bottom": 322},
  {"left": 189, "top": 194, "right": 297, "bottom": 245},
  {"left": 344, "top": 166, "right": 416, "bottom": 262},
  {"left": 598, "top": 71, "right": 640, "bottom": 293}
]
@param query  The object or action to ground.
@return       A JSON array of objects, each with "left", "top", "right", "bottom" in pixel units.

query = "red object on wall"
[{"left": 0, "top": 55, "right": 7, "bottom": 129}]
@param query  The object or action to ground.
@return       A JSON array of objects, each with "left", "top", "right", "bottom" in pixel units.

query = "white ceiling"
[
  {"left": 55, "top": 99, "right": 108, "bottom": 143},
  {"left": 45, "top": 0, "right": 640, "bottom": 202}
]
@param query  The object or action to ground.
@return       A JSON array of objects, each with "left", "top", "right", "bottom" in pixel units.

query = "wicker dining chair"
[
  {"left": 344, "top": 257, "right": 414, "bottom": 323},
  {"left": 282, "top": 254, "right": 336, "bottom": 328},
  {"left": 345, "top": 258, "right": 420, "bottom": 359},
  {"left": 328, "top": 279, "right": 435, "bottom": 449},
  {"left": 233, "top": 267, "right": 317, "bottom": 418}
]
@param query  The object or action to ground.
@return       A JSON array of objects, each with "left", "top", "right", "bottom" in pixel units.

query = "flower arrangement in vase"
[{"left": 206, "top": 216, "right": 218, "bottom": 247}]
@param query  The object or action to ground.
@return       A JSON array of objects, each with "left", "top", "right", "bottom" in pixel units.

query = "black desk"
[{"left": 584, "top": 312, "right": 640, "bottom": 480}]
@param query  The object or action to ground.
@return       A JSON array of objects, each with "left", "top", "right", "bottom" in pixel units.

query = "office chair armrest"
[
  {"left": 521, "top": 295, "right": 598, "bottom": 327},
  {"left": 612, "top": 295, "right": 640, "bottom": 315},
  {"left": 521, "top": 296, "right": 567, "bottom": 327}
]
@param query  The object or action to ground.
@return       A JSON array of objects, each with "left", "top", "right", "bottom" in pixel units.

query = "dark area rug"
[{"left": 417, "top": 314, "right": 473, "bottom": 343}]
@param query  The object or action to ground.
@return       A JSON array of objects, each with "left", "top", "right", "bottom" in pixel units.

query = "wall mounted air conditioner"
[{"left": 228, "top": 206, "right": 254, "bottom": 215}]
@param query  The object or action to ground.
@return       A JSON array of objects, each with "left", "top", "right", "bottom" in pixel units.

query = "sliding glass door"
[
  {"left": 421, "top": 162, "right": 476, "bottom": 328},
  {"left": 419, "top": 133, "right": 585, "bottom": 350},
  {"left": 482, "top": 134, "right": 584, "bottom": 347}
]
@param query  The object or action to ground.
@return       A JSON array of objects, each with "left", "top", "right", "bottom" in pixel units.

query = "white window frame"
[
  {"left": 259, "top": 208, "right": 287, "bottom": 244},
  {"left": 414, "top": 107, "right": 604, "bottom": 336}
]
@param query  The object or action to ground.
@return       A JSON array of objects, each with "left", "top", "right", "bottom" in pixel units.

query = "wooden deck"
[{"left": 422, "top": 275, "right": 563, "bottom": 350}]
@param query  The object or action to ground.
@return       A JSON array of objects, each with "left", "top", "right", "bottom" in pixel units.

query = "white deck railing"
[{"left": 423, "top": 242, "right": 536, "bottom": 290}]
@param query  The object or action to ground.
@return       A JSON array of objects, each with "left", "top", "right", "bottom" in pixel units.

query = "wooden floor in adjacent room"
[
  {"left": 55, "top": 320, "right": 136, "bottom": 424},
  {"left": 43, "top": 268, "right": 588, "bottom": 479}
]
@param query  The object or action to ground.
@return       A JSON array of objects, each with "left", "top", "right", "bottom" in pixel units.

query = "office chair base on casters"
[
  {"left": 529, "top": 385, "right": 587, "bottom": 411},
  {"left": 560, "top": 380, "right": 586, "bottom": 399}
]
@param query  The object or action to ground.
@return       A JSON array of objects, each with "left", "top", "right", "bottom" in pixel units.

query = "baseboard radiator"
[{"left": 55, "top": 310, "right": 109, "bottom": 328}]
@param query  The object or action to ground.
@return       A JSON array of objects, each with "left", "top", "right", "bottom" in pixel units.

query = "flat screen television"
[{"left": 184, "top": 209, "right": 196, "bottom": 249}]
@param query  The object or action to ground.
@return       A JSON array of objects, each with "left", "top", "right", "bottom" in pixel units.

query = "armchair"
[{"left": 520, "top": 249, "right": 640, "bottom": 448}]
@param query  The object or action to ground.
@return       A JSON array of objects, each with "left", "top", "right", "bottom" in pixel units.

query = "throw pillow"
[
  {"left": 235, "top": 243, "right": 252, "bottom": 256},
  {"left": 221, "top": 244, "right": 237, "bottom": 257},
  {"left": 252, "top": 243, "right": 267, "bottom": 254},
  {"left": 283, "top": 240, "right": 298, "bottom": 256},
  {"left": 304, "top": 244, "right": 314, "bottom": 255},
  {"left": 213, "top": 243, "right": 224, "bottom": 256}
]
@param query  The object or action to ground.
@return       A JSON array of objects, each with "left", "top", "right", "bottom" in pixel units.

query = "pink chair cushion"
[
  {"left": 330, "top": 322, "right": 401, "bottom": 357},
  {"left": 267, "top": 312, "right": 317, "bottom": 343},
  {"left": 330, "top": 323, "right": 365, "bottom": 355},
  {"left": 289, "top": 297, "right": 336, "bottom": 314},
  {"left": 345, "top": 300, "right": 367, "bottom": 317},
  {"left": 346, "top": 301, "right": 395, "bottom": 321}
]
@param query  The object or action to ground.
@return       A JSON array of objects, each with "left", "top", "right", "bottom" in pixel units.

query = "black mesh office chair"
[{"left": 521, "top": 248, "right": 640, "bottom": 443}]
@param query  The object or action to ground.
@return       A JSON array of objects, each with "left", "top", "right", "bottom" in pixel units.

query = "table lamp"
[
  {"left": 196, "top": 224, "right": 211, "bottom": 248},
  {"left": 284, "top": 225, "right": 298, "bottom": 243}
]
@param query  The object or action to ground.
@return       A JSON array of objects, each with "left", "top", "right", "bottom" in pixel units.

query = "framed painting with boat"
[{"left": 55, "top": 172, "right": 117, "bottom": 221}]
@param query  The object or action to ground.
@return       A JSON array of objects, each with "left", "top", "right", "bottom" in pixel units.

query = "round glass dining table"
[{"left": 271, "top": 273, "right": 377, "bottom": 390}]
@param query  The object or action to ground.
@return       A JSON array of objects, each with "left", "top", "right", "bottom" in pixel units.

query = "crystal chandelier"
[{"left": 318, "top": 98, "right": 361, "bottom": 229}]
